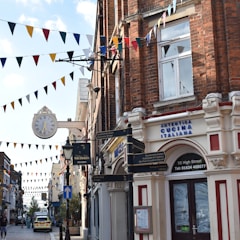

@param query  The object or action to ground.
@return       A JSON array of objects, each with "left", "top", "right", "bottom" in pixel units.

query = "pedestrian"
[{"left": 0, "top": 213, "right": 7, "bottom": 240}]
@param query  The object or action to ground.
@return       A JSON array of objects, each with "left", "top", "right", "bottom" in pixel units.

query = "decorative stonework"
[
  {"left": 207, "top": 154, "right": 227, "bottom": 169},
  {"left": 202, "top": 93, "right": 222, "bottom": 117},
  {"left": 231, "top": 153, "right": 240, "bottom": 166},
  {"left": 231, "top": 95, "right": 240, "bottom": 126},
  {"left": 127, "top": 108, "right": 146, "bottom": 140}
]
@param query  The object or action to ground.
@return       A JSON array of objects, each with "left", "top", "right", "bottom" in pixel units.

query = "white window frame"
[{"left": 158, "top": 19, "right": 193, "bottom": 101}]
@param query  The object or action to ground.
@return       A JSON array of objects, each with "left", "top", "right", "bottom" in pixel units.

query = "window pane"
[
  {"left": 162, "top": 61, "right": 176, "bottom": 98},
  {"left": 173, "top": 183, "right": 190, "bottom": 233},
  {"left": 161, "top": 21, "right": 190, "bottom": 40},
  {"left": 161, "top": 39, "right": 191, "bottom": 58},
  {"left": 179, "top": 57, "right": 193, "bottom": 95},
  {"left": 194, "top": 182, "right": 210, "bottom": 233}
]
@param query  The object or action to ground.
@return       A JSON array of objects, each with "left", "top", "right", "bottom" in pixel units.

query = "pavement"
[{"left": 50, "top": 230, "right": 84, "bottom": 240}]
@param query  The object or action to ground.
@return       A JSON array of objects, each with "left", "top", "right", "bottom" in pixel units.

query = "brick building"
[{"left": 84, "top": 0, "right": 240, "bottom": 239}]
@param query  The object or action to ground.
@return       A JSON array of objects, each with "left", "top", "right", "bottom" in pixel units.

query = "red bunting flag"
[
  {"left": 33, "top": 55, "right": 39, "bottom": 65},
  {"left": 42, "top": 28, "right": 50, "bottom": 41}
]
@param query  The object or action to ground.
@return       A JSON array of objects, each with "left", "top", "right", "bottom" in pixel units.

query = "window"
[{"left": 158, "top": 20, "right": 193, "bottom": 101}]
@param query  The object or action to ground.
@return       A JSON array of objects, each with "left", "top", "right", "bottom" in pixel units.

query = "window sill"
[{"left": 153, "top": 95, "right": 196, "bottom": 110}]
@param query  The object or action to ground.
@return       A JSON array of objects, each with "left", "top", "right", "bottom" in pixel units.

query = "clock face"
[{"left": 32, "top": 114, "right": 58, "bottom": 139}]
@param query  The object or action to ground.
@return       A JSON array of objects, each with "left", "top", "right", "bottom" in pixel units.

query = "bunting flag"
[
  {"left": 0, "top": 50, "right": 80, "bottom": 68},
  {"left": 0, "top": 18, "right": 93, "bottom": 45},
  {"left": 1, "top": 71, "right": 74, "bottom": 112},
  {"left": 0, "top": 140, "right": 60, "bottom": 150},
  {"left": 13, "top": 155, "right": 59, "bottom": 169}
]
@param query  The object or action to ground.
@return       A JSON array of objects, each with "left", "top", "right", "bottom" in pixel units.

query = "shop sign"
[
  {"left": 172, "top": 153, "right": 207, "bottom": 172},
  {"left": 72, "top": 143, "right": 91, "bottom": 165},
  {"left": 160, "top": 120, "right": 192, "bottom": 139}
]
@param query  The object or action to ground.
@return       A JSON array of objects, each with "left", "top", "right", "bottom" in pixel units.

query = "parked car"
[
  {"left": 33, "top": 215, "right": 52, "bottom": 232},
  {"left": 15, "top": 215, "right": 25, "bottom": 225}
]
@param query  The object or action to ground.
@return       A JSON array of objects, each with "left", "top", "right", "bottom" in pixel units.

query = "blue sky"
[{"left": 0, "top": 0, "right": 96, "bottom": 206}]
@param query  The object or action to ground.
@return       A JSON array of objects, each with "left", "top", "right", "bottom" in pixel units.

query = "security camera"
[{"left": 93, "top": 86, "right": 100, "bottom": 93}]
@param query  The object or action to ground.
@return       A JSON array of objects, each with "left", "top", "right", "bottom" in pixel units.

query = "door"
[{"left": 170, "top": 179, "right": 210, "bottom": 240}]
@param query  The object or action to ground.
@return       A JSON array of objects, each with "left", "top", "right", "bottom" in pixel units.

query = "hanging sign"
[{"left": 72, "top": 143, "right": 91, "bottom": 165}]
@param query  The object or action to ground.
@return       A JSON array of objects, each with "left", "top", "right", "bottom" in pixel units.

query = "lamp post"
[{"left": 62, "top": 138, "right": 73, "bottom": 240}]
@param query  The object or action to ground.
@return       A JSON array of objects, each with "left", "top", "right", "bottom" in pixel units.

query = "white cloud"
[
  {"left": 76, "top": 0, "right": 96, "bottom": 29},
  {"left": 0, "top": 39, "right": 13, "bottom": 55},
  {"left": 2, "top": 73, "right": 25, "bottom": 88},
  {"left": 45, "top": 16, "right": 67, "bottom": 31},
  {"left": 19, "top": 14, "right": 39, "bottom": 26}
]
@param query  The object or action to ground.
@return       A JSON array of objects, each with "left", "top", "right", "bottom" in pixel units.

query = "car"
[
  {"left": 15, "top": 216, "right": 25, "bottom": 225},
  {"left": 33, "top": 215, "right": 52, "bottom": 232}
]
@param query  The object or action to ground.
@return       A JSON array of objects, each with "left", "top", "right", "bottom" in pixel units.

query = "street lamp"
[{"left": 62, "top": 138, "right": 73, "bottom": 240}]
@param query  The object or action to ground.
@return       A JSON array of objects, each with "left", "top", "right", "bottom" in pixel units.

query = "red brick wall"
[{"left": 101, "top": 0, "right": 240, "bottom": 122}]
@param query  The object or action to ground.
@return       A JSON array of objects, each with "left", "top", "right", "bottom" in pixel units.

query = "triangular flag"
[
  {"left": 136, "top": 37, "right": 141, "bottom": 47},
  {"left": 34, "top": 91, "right": 38, "bottom": 99},
  {"left": 8, "top": 22, "right": 16, "bottom": 35},
  {"left": 145, "top": 32, "right": 151, "bottom": 46},
  {"left": 59, "top": 31, "right": 67, "bottom": 43},
  {"left": 26, "top": 25, "right": 34, "bottom": 37},
  {"left": 79, "top": 66, "right": 84, "bottom": 75},
  {"left": 11, "top": 101, "right": 15, "bottom": 109},
  {"left": 44, "top": 86, "right": 48, "bottom": 94},
  {"left": 0, "top": 58, "right": 7, "bottom": 67},
  {"left": 86, "top": 34, "right": 93, "bottom": 46},
  {"left": 83, "top": 48, "right": 90, "bottom": 58},
  {"left": 73, "top": 33, "right": 80, "bottom": 45},
  {"left": 69, "top": 72, "right": 74, "bottom": 80},
  {"left": 42, "top": 28, "right": 50, "bottom": 41},
  {"left": 153, "top": 24, "right": 158, "bottom": 38},
  {"left": 33, "top": 55, "right": 39, "bottom": 65},
  {"left": 112, "top": 36, "right": 118, "bottom": 49},
  {"left": 18, "top": 98, "right": 22, "bottom": 106},
  {"left": 131, "top": 40, "right": 138, "bottom": 51},
  {"left": 67, "top": 51, "right": 74, "bottom": 61},
  {"left": 124, "top": 37, "right": 130, "bottom": 47},
  {"left": 52, "top": 81, "right": 57, "bottom": 90},
  {"left": 16, "top": 57, "right": 23, "bottom": 67},
  {"left": 118, "top": 42, "right": 123, "bottom": 52},
  {"left": 61, "top": 76, "right": 65, "bottom": 86},
  {"left": 26, "top": 94, "right": 30, "bottom": 103},
  {"left": 49, "top": 53, "right": 56, "bottom": 62}
]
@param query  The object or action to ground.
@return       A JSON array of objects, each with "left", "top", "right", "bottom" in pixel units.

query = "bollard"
[{"left": 59, "top": 223, "right": 63, "bottom": 240}]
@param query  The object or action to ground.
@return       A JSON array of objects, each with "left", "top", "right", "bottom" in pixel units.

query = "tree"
[
  {"left": 59, "top": 193, "right": 81, "bottom": 225},
  {"left": 28, "top": 196, "right": 40, "bottom": 217}
]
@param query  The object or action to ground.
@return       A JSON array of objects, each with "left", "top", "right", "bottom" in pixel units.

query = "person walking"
[{"left": 0, "top": 213, "right": 7, "bottom": 240}]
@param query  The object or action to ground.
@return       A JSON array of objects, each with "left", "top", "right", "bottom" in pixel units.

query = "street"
[{"left": 5, "top": 224, "right": 58, "bottom": 240}]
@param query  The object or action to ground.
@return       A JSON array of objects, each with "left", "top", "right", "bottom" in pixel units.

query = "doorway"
[{"left": 169, "top": 179, "right": 210, "bottom": 240}]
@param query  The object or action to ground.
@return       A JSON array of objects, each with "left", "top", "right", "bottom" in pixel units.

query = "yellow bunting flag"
[
  {"left": 26, "top": 25, "right": 34, "bottom": 37},
  {"left": 112, "top": 36, "right": 118, "bottom": 49},
  {"left": 11, "top": 101, "right": 15, "bottom": 109},
  {"left": 49, "top": 53, "right": 56, "bottom": 62},
  {"left": 61, "top": 76, "right": 65, "bottom": 86}
]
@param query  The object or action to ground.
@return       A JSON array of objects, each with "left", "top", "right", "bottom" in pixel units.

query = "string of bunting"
[
  {"left": 14, "top": 155, "right": 59, "bottom": 169},
  {"left": 0, "top": 140, "right": 60, "bottom": 150},
  {"left": 23, "top": 185, "right": 49, "bottom": 190},
  {"left": 1, "top": 71, "right": 74, "bottom": 113},
  {"left": 0, "top": 49, "right": 93, "bottom": 68},
  {"left": 0, "top": 17, "right": 93, "bottom": 46},
  {"left": 98, "top": 0, "right": 178, "bottom": 53}
]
